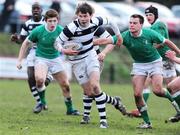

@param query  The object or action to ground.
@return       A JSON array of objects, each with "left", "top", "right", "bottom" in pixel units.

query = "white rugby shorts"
[
  {"left": 35, "top": 56, "right": 65, "bottom": 75},
  {"left": 131, "top": 58, "right": 163, "bottom": 76},
  {"left": 162, "top": 60, "right": 176, "bottom": 78},
  {"left": 72, "top": 50, "right": 100, "bottom": 84}
]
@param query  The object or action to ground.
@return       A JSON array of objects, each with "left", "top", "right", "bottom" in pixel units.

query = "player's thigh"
[
  {"left": 144, "top": 76, "right": 151, "bottom": 88},
  {"left": 87, "top": 55, "right": 100, "bottom": 84},
  {"left": 164, "top": 76, "right": 176, "bottom": 85},
  {"left": 72, "top": 61, "right": 88, "bottom": 85},
  {"left": 53, "top": 71, "right": 69, "bottom": 86},
  {"left": 89, "top": 71, "right": 100, "bottom": 86},
  {"left": 34, "top": 58, "right": 48, "bottom": 81},
  {"left": 151, "top": 74, "right": 163, "bottom": 92},
  {"left": 168, "top": 77, "right": 180, "bottom": 92},
  {"left": 132, "top": 75, "right": 146, "bottom": 96},
  {"left": 81, "top": 82, "right": 92, "bottom": 96}
]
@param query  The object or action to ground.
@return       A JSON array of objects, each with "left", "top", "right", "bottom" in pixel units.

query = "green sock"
[
  {"left": 138, "top": 105, "right": 150, "bottom": 124},
  {"left": 65, "top": 98, "right": 74, "bottom": 112},
  {"left": 164, "top": 89, "right": 174, "bottom": 102},
  {"left": 172, "top": 91, "right": 180, "bottom": 108},
  {"left": 39, "top": 90, "right": 46, "bottom": 105},
  {"left": 143, "top": 88, "right": 151, "bottom": 103},
  {"left": 143, "top": 93, "right": 150, "bottom": 103}
]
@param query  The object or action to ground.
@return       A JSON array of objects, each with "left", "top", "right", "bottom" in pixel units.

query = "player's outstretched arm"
[
  {"left": 165, "top": 39, "right": 180, "bottom": 54},
  {"left": 16, "top": 39, "right": 30, "bottom": 69},
  {"left": 93, "top": 36, "right": 112, "bottom": 46},
  {"left": 93, "top": 36, "right": 115, "bottom": 46},
  {"left": 93, "top": 35, "right": 122, "bottom": 46}
]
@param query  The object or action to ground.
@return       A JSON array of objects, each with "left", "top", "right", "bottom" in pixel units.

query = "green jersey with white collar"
[
  {"left": 28, "top": 25, "right": 63, "bottom": 59},
  {"left": 120, "top": 28, "right": 165, "bottom": 63}
]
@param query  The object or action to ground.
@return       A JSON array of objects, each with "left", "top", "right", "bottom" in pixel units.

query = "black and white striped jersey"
[
  {"left": 57, "top": 16, "right": 112, "bottom": 61},
  {"left": 20, "top": 16, "right": 45, "bottom": 37}
]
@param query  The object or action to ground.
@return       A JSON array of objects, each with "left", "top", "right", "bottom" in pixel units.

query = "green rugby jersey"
[
  {"left": 28, "top": 25, "right": 63, "bottom": 59},
  {"left": 151, "top": 20, "right": 170, "bottom": 60},
  {"left": 119, "top": 28, "right": 165, "bottom": 63}
]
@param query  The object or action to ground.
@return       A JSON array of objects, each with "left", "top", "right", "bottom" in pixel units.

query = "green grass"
[
  {"left": 0, "top": 80, "right": 180, "bottom": 135},
  {"left": 0, "top": 33, "right": 20, "bottom": 57}
]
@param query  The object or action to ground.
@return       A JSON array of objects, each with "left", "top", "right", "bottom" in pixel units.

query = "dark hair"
[
  {"left": 45, "top": 9, "right": 59, "bottom": 21},
  {"left": 32, "top": 2, "right": 42, "bottom": 9},
  {"left": 75, "top": 2, "right": 94, "bottom": 15},
  {"left": 130, "top": 14, "right": 144, "bottom": 24},
  {"left": 145, "top": 5, "right": 158, "bottom": 21}
]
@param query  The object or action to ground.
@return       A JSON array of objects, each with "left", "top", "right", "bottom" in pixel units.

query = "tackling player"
[
  {"left": 94, "top": 14, "right": 180, "bottom": 129},
  {"left": 130, "top": 5, "right": 179, "bottom": 118}
]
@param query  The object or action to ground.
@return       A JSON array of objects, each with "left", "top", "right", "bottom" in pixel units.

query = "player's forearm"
[
  {"left": 101, "top": 44, "right": 114, "bottom": 56},
  {"left": 173, "top": 57, "right": 180, "bottom": 64},
  {"left": 165, "top": 39, "right": 180, "bottom": 54},
  {"left": 93, "top": 37, "right": 113, "bottom": 46},
  {"left": 17, "top": 40, "right": 29, "bottom": 62}
]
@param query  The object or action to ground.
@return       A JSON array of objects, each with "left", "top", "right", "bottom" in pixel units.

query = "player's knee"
[
  {"left": 36, "top": 78, "right": 44, "bottom": 87},
  {"left": 84, "top": 90, "right": 94, "bottom": 97},
  {"left": 134, "top": 91, "right": 141, "bottom": 98},
  {"left": 153, "top": 90, "right": 164, "bottom": 97},
  {"left": 91, "top": 84, "right": 100, "bottom": 94},
  {"left": 61, "top": 82, "right": 70, "bottom": 92},
  {"left": 61, "top": 80, "right": 69, "bottom": 87}
]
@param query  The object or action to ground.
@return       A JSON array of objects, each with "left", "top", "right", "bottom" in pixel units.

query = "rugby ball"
[{"left": 63, "top": 41, "right": 82, "bottom": 51}]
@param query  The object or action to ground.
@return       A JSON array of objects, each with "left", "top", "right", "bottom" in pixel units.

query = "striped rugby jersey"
[
  {"left": 93, "top": 26, "right": 111, "bottom": 53},
  {"left": 20, "top": 16, "right": 45, "bottom": 37},
  {"left": 57, "top": 16, "right": 112, "bottom": 61}
]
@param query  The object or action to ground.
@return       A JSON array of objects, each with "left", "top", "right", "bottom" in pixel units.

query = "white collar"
[
  {"left": 131, "top": 29, "right": 142, "bottom": 37},
  {"left": 45, "top": 23, "right": 56, "bottom": 32},
  {"left": 153, "top": 19, "right": 160, "bottom": 25}
]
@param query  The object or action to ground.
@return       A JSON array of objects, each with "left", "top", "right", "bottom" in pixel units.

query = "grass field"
[{"left": 0, "top": 79, "right": 180, "bottom": 135}]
